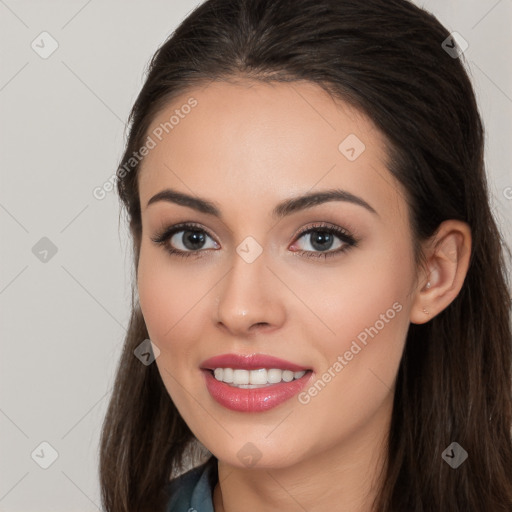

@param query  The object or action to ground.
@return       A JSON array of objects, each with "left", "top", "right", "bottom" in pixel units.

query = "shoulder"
[{"left": 164, "top": 460, "right": 216, "bottom": 512}]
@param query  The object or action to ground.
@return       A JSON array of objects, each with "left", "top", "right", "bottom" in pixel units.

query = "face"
[{"left": 136, "top": 79, "right": 418, "bottom": 469}]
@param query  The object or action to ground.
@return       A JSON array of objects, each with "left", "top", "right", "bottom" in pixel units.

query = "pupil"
[
  {"left": 311, "top": 231, "right": 333, "bottom": 251},
  {"left": 183, "top": 230, "right": 205, "bottom": 250}
]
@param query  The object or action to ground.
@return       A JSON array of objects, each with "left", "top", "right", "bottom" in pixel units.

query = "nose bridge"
[{"left": 215, "top": 240, "right": 284, "bottom": 333}]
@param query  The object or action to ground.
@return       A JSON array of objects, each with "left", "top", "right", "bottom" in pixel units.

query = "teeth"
[
  {"left": 212, "top": 368, "right": 307, "bottom": 387},
  {"left": 222, "top": 367, "right": 234, "bottom": 383}
]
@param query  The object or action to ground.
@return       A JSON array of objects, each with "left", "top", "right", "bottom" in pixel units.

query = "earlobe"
[{"left": 410, "top": 220, "right": 472, "bottom": 325}]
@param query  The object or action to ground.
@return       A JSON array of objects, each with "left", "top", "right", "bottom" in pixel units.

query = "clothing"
[{"left": 165, "top": 461, "right": 216, "bottom": 512}]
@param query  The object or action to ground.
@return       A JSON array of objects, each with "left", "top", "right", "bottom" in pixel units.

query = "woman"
[{"left": 99, "top": 0, "right": 512, "bottom": 510}]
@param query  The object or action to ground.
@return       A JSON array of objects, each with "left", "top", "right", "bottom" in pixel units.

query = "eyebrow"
[{"left": 146, "top": 188, "right": 378, "bottom": 219}]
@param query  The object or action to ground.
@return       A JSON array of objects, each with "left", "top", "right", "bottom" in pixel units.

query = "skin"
[{"left": 136, "top": 79, "right": 471, "bottom": 512}]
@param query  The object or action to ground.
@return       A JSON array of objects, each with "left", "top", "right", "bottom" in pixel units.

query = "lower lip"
[{"left": 202, "top": 369, "right": 312, "bottom": 412}]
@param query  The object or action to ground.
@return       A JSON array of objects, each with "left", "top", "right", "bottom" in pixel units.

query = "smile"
[
  {"left": 202, "top": 369, "right": 312, "bottom": 412},
  {"left": 212, "top": 367, "right": 307, "bottom": 387}
]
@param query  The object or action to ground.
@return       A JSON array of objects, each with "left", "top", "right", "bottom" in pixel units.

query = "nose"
[{"left": 214, "top": 248, "right": 286, "bottom": 337}]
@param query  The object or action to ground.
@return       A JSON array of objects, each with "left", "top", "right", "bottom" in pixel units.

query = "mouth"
[
  {"left": 200, "top": 353, "right": 313, "bottom": 412},
  {"left": 201, "top": 368, "right": 314, "bottom": 413}
]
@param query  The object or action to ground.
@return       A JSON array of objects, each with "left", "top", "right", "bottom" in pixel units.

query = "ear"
[{"left": 410, "top": 220, "right": 472, "bottom": 325}]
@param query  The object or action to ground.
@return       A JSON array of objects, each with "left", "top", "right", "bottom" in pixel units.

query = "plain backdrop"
[{"left": 0, "top": 1, "right": 511, "bottom": 510}]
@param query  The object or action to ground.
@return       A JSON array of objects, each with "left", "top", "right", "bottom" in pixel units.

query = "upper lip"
[{"left": 200, "top": 353, "right": 310, "bottom": 372}]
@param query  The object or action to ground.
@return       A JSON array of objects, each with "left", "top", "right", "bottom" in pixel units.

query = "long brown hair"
[{"left": 99, "top": 0, "right": 512, "bottom": 510}]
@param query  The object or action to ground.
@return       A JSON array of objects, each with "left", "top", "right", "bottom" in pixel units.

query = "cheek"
[
  {"left": 291, "top": 251, "right": 412, "bottom": 443},
  {"left": 137, "top": 246, "right": 187, "bottom": 345},
  {"left": 137, "top": 251, "right": 170, "bottom": 342},
  {"left": 294, "top": 243, "right": 413, "bottom": 346},
  {"left": 137, "top": 244, "right": 212, "bottom": 363},
  {"left": 289, "top": 244, "right": 415, "bottom": 413}
]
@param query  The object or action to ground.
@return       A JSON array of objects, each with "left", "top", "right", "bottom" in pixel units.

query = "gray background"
[{"left": 1, "top": 0, "right": 511, "bottom": 510}]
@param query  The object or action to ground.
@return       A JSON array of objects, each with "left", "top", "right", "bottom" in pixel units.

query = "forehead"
[{"left": 137, "top": 80, "right": 405, "bottom": 219}]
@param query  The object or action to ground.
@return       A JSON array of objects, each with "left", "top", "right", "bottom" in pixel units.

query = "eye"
[
  {"left": 150, "top": 222, "right": 219, "bottom": 259},
  {"left": 289, "top": 222, "right": 358, "bottom": 259},
  {"left": 151, "top": 221, "right": 358, "bottom": 260}
]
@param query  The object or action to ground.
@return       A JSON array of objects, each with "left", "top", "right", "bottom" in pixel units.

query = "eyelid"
[
  {"left": 150, "top": 221, "right": 218, "bottom": 244},
  {"left": 292, "top": 221, "right": 354, "bottom": 241}
]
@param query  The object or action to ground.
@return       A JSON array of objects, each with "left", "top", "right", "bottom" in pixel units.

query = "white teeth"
[
  {"left": 222, "top": 367, "right": 234, "bottom": 383},
  {"left": 249, "top": 368, "right": 268, "bottom": 385},
  {"left": 233, "top": 369, "right": 250, "bottom": 385},
  {"left": 212, "top": 368, "right": 307, "bottom": 387},
  {"left": 267, "top": 368, "right": 282, "bottom": 384},
  {"left": 282, "top": 370, "right": 294, "bottom": 382}
]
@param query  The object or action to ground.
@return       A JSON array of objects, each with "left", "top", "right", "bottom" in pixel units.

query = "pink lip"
[
  {"left": 200, "top": 353, "right": 310, "bottom": 372},
  {"left": 200, "top": 353, "right": 313, "bottom": 412},
  {"left": 201, "top": 370, "right": 312, "bottom": 412}
]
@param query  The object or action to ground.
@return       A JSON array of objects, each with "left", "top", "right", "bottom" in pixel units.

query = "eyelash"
[{"left": 150, "top": 221, "right": 358, "bottom": 260}]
